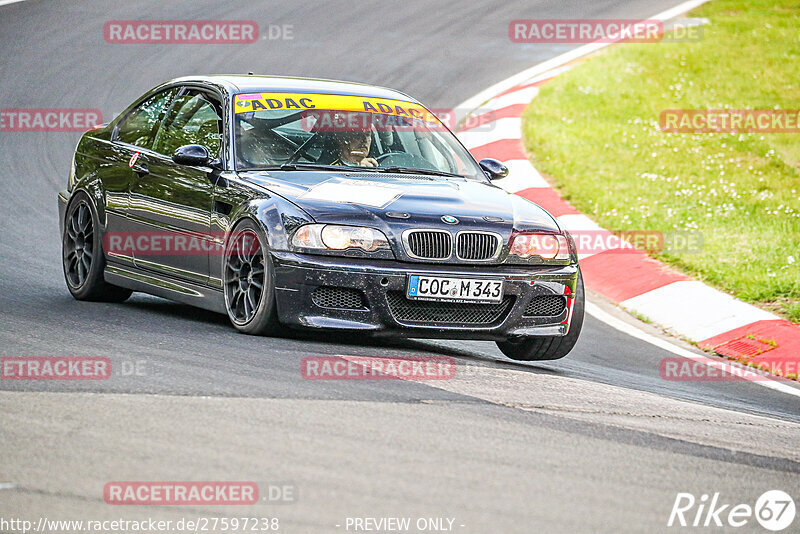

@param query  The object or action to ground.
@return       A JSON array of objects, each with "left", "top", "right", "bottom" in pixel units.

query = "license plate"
[{"left": 406, "top": 275, "right": 504, "bottom": 303}]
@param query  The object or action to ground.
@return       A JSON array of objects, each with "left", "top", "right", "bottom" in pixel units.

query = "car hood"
[{"left": 239, "top": 170, "right": 561, "bottom": 236}]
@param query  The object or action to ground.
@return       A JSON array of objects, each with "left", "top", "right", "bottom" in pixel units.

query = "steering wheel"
[{"left": 286, "top": 132, "right": 320, "bottom": 165}]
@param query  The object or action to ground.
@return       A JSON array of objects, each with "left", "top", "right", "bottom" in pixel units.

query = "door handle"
[
  {"left": 128, "top": 151, "right": 149, "bottom": 177},
  {"left": 133, "top": 163, "right": 149, "bottom": 177}
]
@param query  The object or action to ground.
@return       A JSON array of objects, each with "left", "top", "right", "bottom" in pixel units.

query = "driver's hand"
[{"left": 360, "top": 157, "right": 379, "bottom": 167}]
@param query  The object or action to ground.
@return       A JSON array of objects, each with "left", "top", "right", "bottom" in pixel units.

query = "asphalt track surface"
[{"left": 1, "top": 1, "right": 799, "bottom": 532}]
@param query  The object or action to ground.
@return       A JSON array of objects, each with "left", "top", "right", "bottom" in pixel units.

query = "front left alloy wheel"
[{"left": 223, "top": 219, "right": 280, "bottom": 335}]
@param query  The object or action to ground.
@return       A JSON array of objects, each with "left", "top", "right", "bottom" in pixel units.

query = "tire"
[
  {"left": 496, "top": 271, "right": 585, "bottom": 361},
  {"left": 222, "top": 218, "right": 280, "bottom": 335},
  {"left": 62, "top": 192, "right": 133, "bottom": 302}
]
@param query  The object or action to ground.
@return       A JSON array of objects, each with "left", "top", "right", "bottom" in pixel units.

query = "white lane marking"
[
  {"left": 495, "top": 159, "right": 549, "bottom": 191},
  {"left": 454, "top": 0, "right": 713, "bottom": 123},
  {"left": 517, "top": 65, "right": 577, "bottom": 86},
  {"left": 0, "top": 482, "right": 16, "bottom": 490},
  {"left": 457, "top": 117, "right": 522, "bottom": 148},
  {"left": 0, "top": 0, "right": 28, "bottom": 6},
  {"left": 479, "top": 86, "right": 540, "bottom": 113},
  {"left": 472, "top": 66, "right": 569, "bottom": 116},
  {"left": 620, "top": 281, "right": 780, "bottom": 342},
  {"left": 586, "top": 301, "right": 800, "bottom": 398},
  {"left": 556, "top": 214, "right": 602, "bottom": 232}
]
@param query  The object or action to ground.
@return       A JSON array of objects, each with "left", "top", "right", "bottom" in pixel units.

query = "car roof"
[{"left": 167, "top": 75, "right": 421, "bottom": 104}]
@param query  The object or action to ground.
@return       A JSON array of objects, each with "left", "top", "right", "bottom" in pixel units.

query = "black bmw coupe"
[{"left": 59, "top": 75, "right": 584, "bottom": 361}]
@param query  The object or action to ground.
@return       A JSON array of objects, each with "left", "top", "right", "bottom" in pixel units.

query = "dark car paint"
[
  {"left": 59, "top": 75, "right": 580, "bottom": 339},
  {"left": 269, "top": 251, "right": 577, "bottom": 340},
  {"left": 239, "top": 170, "right": 562, "bottom": 265}
]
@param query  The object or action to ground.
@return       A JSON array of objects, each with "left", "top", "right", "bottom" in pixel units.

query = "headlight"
[
  {"left": 292, "top": 224, "right": 390, "bottom": 252},
  {"left": 509, "top": 233, "right": 570, "bottom": 260}
]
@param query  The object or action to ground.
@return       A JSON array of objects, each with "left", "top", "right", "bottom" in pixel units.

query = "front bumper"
[{"left": 271, "top": 251, "right": 579, "bottom": 341}]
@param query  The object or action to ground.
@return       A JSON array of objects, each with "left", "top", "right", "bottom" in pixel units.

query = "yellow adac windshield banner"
[{"left": 234, "top": 92, "right": 439, "bottom": 123}]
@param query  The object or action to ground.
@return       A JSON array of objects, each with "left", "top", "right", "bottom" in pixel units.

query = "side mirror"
[
  {"left": 479, "top": 158, "right": 509, "bottom": 180},
  {"left": 172, "top": 144, "right": 211, "bottom": 167}
]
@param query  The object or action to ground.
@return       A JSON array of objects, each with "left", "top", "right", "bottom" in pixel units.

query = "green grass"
[{"left": 522, "top": 0, "right": 800, "bottom": 322}]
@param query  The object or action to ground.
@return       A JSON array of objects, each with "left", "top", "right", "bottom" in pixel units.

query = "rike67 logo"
[{"left": 668, "top": 490, "right": 795, "bottom": 531}]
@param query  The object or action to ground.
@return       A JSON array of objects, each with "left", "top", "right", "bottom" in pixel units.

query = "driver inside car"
[{"left": 330, "top": 131, "right": 379, "bottom": 168}]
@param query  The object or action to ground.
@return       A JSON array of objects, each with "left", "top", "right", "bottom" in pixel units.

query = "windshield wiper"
[
  {"left": 250, "top": 163, "right": 465, "bottom": 178},
  {"left": 248, "top": 164, "right": 346, "bottom": 172},
  {"left": 279, "top": 163, "right": 343, "bottom": 172},
  {"left": 379, "top": 166, "right": 464, "bottom": 178}
]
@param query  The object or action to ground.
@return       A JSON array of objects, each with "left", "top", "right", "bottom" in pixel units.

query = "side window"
[
  {"left": 152, "top": 91, "right": 222, "bottom": 158},
  {"left": 115, "top": 88, "right": 177, "bottom": 149}
]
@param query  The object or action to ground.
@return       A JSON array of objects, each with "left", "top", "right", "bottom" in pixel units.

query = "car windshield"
[{"left": 233, "top": 92, "right": 485, "bottom": 180}]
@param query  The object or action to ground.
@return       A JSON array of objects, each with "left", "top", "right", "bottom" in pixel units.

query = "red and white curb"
[{"left": 454, "top": 0, "right": 799, "bottom": 379}]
